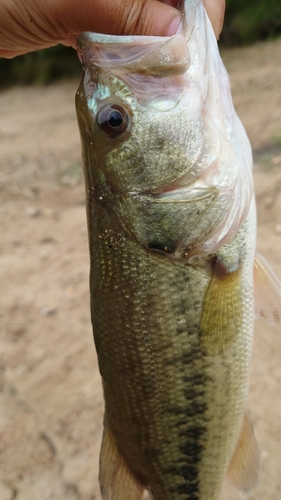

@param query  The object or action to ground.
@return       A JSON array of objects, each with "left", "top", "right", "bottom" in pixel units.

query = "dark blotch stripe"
[{"left": 166, "top": 345, "right": 209, "bottom": 500}]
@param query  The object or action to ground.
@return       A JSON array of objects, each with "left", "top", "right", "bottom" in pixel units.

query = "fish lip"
[{"left": 77, "top": 32, "right": 171, "bottom": 49}]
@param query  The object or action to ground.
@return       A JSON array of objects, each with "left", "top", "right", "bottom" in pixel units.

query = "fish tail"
[{"left": 99, "top": 421, "right": 145, "bottom": 500}]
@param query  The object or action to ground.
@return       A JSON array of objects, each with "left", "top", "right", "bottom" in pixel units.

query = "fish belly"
[{"left": 88, "top": 200, "right": 255, "bottom": 500}]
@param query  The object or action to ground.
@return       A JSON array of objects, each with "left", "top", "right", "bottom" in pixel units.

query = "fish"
[{"left": 75, "top": 0, "right": 281, "bottom": 499}]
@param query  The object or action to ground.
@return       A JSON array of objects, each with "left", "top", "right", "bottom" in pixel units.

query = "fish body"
[{"left": 75, "top": 1, "right": 274, "bottom": 499}]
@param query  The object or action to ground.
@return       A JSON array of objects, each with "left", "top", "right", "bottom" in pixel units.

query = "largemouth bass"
[{"left": 75, "top": 1, "right": 281, "bottom": 499}]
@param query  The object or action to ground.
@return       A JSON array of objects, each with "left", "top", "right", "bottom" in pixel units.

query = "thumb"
[
  {"left": 57, "top": 0, "right": 181, "bottom": 40},
  {"left": 110, "top": 0, "right": 182, "bottom": 36}
]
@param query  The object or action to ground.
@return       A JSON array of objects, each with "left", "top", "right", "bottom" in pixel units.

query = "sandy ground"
[{"left": 0, "top": 39, "right": 281, "bottom": 500}]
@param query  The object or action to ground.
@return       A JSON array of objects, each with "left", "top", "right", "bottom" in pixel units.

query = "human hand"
[{"left": 0, "top": 0, "right": 225, "bottom": 59}]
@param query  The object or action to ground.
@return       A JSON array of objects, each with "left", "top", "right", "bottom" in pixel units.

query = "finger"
[
  {"left": 62, "top": 0, "right": 226, "bottom": 51},
  {"left": 61, "top": 35, "right": 78, "bottom": 50},
  {"left": 0, "top": 0, "right": 181, "bottom": 59},
  {"left": 0, "top": 0, "right": 225, "bottom": 59},
  {"left": 203, "top": 0, "right": 225, "bottom": 39},
  {"left": 159, "top": 0, "right": 178, "bottom": 6},
  {"left": 49, "top": 0, "right": 181, "bottom": 37}
]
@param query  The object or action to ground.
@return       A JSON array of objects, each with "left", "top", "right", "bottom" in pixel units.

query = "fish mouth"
[
  {"left": 77, "top": 22, "right": 193, "bottom": 110},
  {"left": 77, "top": 0, "right": 199, "bottom": 77},
  {"left": 77, "top": 33, "right": 190, "bottom": 78}
]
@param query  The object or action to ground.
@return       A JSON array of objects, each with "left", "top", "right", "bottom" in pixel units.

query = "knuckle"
[{"left": 121, "top": 0, "right": 153, "bottom": 35}]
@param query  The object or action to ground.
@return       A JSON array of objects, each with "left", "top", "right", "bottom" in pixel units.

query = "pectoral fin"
[
  {"left": 200, "top": 256, "right": 242, "bottom": 356},
  {"left": 254, "top": 251, "right": 281, "bottom": 326},
  {"left": 226, "top": 412, "right": 261, "bottom": 497},
  {"left": 99, "top": 422, "right": 144, "bottom": 500}
]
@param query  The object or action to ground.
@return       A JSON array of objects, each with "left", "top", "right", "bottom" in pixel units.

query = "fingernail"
[{"left": 166, "top": 13, "right": 182, "bottom": 36}]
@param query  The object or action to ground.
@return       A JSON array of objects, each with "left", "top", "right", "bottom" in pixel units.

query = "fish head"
[
  {"left": 76, "top": 30, "right": 206, "bottom": 196},
  {"left": 76, "top": 0, "right": 253, "bottom": 256}
]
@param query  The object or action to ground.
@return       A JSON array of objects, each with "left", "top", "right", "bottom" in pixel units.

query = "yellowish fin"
[
  {"left": 200, "top": 256, "right": 242, "bottom": 356},
  {"left": 254, "top": 251, "right": 281, "bottom": 326},
  {"left": 99, "top": 422, "right": 144, "bottom": 500},
  {"left": 226, "top": 412, "right": 261, "bottom": 497}
]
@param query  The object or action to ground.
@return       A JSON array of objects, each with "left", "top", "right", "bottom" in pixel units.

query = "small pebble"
[
  {"left": 40, "top": 307, "right": 57, "bottom": 316},
  {"left": 26, "top": 206, "right": 41, "bottom": 217},
  {"left": 40, "top": 237, "right": 56, "bottom": 244},
  {"left": 43, "top": 208, "right": 58, "bottom": 219}
]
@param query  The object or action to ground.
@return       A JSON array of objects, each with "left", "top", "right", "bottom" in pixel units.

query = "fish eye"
[{"left": 97, "top": 104, "right": 129, "bottom": 138}]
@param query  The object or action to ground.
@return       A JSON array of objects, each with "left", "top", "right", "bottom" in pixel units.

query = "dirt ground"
[{"left": 1, "top": 38, "right": 281, "bottom": 500}]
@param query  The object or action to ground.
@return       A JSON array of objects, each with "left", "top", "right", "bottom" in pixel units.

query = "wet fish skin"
[
  {"left": 86, "top": 206, "right": 255, "bottom": 500},
  {"left": 76, "top": 1, "right": 261, "bottom": 499}
]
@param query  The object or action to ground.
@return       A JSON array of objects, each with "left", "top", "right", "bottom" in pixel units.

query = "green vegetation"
[
  {"left": 0, "top": 45, "right": 81, "bottom": 89},
  {"left": 221, "top": 0, "right": 281, "bottom": 45},
  {"left": 0, "top": 1, "right": 281, "bottom": 87}
]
